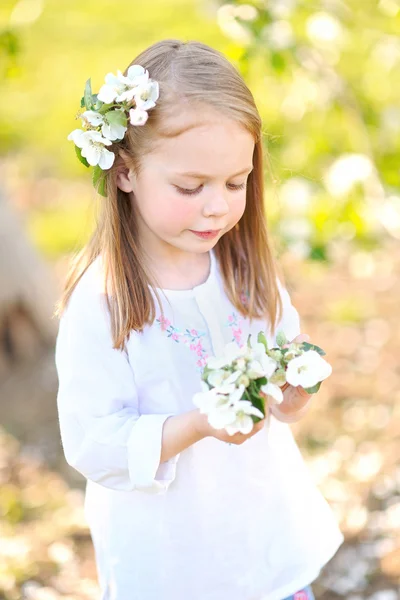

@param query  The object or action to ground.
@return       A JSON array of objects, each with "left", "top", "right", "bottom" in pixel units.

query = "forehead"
[{"left": 149, "top": 107, "right": 255, "bottom": 174}]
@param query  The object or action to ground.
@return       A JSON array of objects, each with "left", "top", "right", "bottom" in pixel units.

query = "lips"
[{"left": 190, "top": 229, "right": 221, "bottom": 239}]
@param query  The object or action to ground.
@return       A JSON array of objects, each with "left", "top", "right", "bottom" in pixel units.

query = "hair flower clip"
[{"left": 67, "top": 64, "right": 159, "bottom": 196}]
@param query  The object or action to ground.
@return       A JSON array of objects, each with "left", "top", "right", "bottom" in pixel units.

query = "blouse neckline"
[{"left": 152, "top": 249, "right": 217, "bottom": 299}]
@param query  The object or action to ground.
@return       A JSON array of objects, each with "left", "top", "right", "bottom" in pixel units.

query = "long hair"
[{"left": 55, "top": 39, "right": 283, "bottom": 349}]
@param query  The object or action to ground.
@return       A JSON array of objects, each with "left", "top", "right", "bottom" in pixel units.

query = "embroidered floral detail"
[
  {"left": 156, "top": 315, "right": 171, "bottom": 332},
  {"left": 227, "top": 312, "right": 245, "bottom": 347},
  {"left": 293, "top": 590, "right": 309, "bottom": 600},
  {"left": 156, "top": 316, "right": 209, "bottom": 369},
  {"left": 240, "top": 290, "right": 250, "bottom": 306}
]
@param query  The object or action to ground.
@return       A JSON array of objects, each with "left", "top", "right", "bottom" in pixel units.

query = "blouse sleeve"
[
  {"left": 274, "top": 277, "right": 302, "bottom": 343},
  {"left": 55, "top": 271, "right": 180, "bottom": 494}
]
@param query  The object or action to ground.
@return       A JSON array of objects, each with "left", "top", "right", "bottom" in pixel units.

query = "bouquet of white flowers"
[{"left": 193, "top": 330, "right": 332, "bottom": 436}]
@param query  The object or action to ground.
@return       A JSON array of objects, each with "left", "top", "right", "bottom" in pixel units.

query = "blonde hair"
[{"left": 55, "top": 39, "right": 283, "bottom": 349}]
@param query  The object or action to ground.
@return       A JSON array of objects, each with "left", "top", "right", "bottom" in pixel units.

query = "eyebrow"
[{"left": 175, "top": 166, "right": 253, "bottom": 179}]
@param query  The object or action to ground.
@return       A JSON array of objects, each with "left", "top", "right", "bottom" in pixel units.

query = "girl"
[{"left": 55, "top": 39, "right": 344, "bottom": 600}]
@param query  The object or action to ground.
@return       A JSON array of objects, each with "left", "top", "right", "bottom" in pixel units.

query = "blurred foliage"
[
  {"left": 0, "top": 0, "right": 399, "bottom": 261},
  {"left": 215, "top": 0, "right": 400, "bottom": 260}
]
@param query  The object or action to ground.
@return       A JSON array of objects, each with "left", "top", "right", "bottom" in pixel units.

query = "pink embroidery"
[
  {"left": 157, "top": 315, "right": 171, "bottom": 331},
  {"left": 293, "top": 591, "right": 308, "bottom": 600},
  {"left": 226, "top": 312, "right": 245, "bottom": 347},
  {"left": 156, "top": 316, "right": 209, "bottom": 370},
  {"left": 240, "top": 290, "right": 249, "bottom": 305}
]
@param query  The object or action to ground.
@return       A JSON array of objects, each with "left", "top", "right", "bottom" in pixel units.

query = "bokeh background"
[{"left": 0, "top": 1, "right": 399, "bottom": 599}]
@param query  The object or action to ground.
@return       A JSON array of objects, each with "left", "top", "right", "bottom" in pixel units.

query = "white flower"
[
  {"left": 238, "top": 374, "right": 250, "bottom": 387},
  {"left": 207, "top": 369, "right": 227, "bottom": 387},
  {"left": 247, "top": 336, "right": 278, "bottom": 379},
  {"left": 224, "top": 400, "right": 265, "bottom": 436},
  {"left": 134, "top": 80, "right": 159, "bottom": 110},
  {"left": 247, "top": 354, "right": 277, "bottom": 380},
  {"left": 206, "top": 342, "right": 246, "bottom": 370},
  {"left": 98, "top": 65, "right": 150, "bottom": 105},
  {"left": 260, "top": 382, "right": 283, "bottom": 405},
  {"left": 208, "top": 403, "right": 239, "bottom": 430},
  {"left": 81, "top": 110, "right": 127, "bottom": 141},
  {"left": 269, "top": 367, "right": 287, "bottom": 386},
  {"left": 97, "top": 72, "right": 127, "bottom": 104},
  {"left": 235, "top": 358, "right": 247, "bottom": 372},
  {"left": 129, "top": 108, "right": 149, "bottom": 126},
  {"left": 228, "top": 383, "right": 245, "bottom": 403},
  {"left": 119, "top": 64, "right": 149, "bottom": 90},
  {"left": 207, "top": 369, "right": 241, "bottom": 388},
  {"left": 285, "top": 350, "right": 332, "bottom": 388},
  {"left": 283, "top": 342, "right": 303, "bottom": 361},
  {"left": 67, "top": 129, "right": 115, "bottom": 169},
  {"left": 192, "top": 386, "right": 222, "bottom": 415},
  {"left": 81, "top": 110, "right": 103, "bottom": 127}
]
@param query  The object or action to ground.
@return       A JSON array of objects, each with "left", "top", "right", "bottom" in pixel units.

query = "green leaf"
[
  {"left": 98, "top": 102, "right": 115, "bottom": 115},
  {"left": 106, "top": 108, "right": 128, "bottom": 127},
  {"left": 303, "top": 381, "right": 322, "bottom": 394},
  {"left": 247, "top": 333, "right": 252, "bottom": 348},
  {"left": 301, "top": 342, "right": 326, "bottom": 356},
  {"left": 257, "top": 331, "right": 269, "bottom": 351},
  {"left": 202, "top": 366, "right": 212, "bottom": 383},
  {"left": 84, "top": 78, "right": 93, "bottom": 110},
  {"left": 250, "top": 392, "right": 266, "bottom": 419},
  {"left": 92, "top": 165, "right": 107, "bottom": 197},
  {"left": 74, "top": 145, "right": 89, "bottom": 168},
  {"left": 276, "top": 330, "right": 287, "bottom": 347},
  {"left": 92, "top": 94, "right": 103, "bottom": 110}
]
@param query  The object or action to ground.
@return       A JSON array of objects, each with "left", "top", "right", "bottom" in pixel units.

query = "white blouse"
[{"left": 55, "top": 249, "right": 344, "bottom": 600}]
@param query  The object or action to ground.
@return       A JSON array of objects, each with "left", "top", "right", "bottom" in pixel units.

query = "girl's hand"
[{"left": 194, "top": 410, "right": 267, "bottom": 444}]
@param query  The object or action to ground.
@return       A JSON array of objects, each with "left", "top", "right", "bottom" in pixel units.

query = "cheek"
[
  {"left": 137, "top": 185, "right": 196, "bottom": 230},
  {"left": 167, "top": 195, "right": 197, "bottom": 222},
  {"left": 231, "top": 194, "right": 246, "bottom": 222}
]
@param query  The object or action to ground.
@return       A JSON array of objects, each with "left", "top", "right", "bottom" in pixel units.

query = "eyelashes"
[{"left": 175, "top": 182, "right": 247, "bottom": 196}]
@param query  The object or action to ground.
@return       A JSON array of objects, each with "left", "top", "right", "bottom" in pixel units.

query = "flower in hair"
[
  {"left": 67, "top": 129, "right": 114, "bottom": 170},
  {"left": 67, "top": 64, "right": 159, "bottom": 196},
  {"left": 98, "top": 65, "right": 150, "bottom": 103}
]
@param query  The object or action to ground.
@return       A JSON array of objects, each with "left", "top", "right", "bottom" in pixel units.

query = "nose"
[{"left": 202, "top": 188, "right": 230, "bottom": 218}]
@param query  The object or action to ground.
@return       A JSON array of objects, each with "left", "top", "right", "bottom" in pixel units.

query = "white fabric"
[{"left": 55, "top": 249, "right": 344, "bottom": 600}]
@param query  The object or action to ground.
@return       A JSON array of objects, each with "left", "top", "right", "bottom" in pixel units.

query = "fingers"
[
  {"left": 290, "top": 333, "right": 310, "bottom": 344},
  {"left": 225, "top": 419, "right": 265, "bottom": 444},
  {"left": 297, "top": 385, "right": 311, "bottom": 398}
]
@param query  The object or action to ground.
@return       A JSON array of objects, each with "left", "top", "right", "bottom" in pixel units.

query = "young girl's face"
[{"left": 121, "top": 106, "right": 255, "bottom": 261}]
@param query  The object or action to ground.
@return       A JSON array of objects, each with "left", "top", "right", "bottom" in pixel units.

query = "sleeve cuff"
[{"left": 127, "top": 413, "right": 180, "bottom": 493}]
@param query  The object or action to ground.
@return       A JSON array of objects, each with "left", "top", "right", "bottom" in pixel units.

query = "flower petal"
[
  {"left": 98, "top": 147, "right": 115, "bottom": 170},
  {"left": 83, "top": 145, "right": 101, "bottom": 167},
  {"left": 208, "top": 406, "right": 237, "bottom": 429},
  {"left": 67, "top": 129, "right": 85, "bottom": 146},
  {"left": 97, "top": 83, "right": 117, "bottom": 104},
  {"left": 261, "top": 382, "right": 283, "bottom": 405},
  {"left": 236, "top": 414, "right": 254, "bottom": 435},
  {"left": 81, "top": 110, "right": 104, "bottom": 126},
  {"left": 129, "top": 108, "right": 148, "bottom": 126}
]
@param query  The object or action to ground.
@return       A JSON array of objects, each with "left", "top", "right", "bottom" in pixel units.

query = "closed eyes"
[{"left": 175, "top": 182, "right": 247, "bottom": 196}]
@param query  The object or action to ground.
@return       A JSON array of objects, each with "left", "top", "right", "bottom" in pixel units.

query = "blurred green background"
[
  {"left": 1, "top": 1, "right": 400, "bottom": 599},
  {"left": 1, "top": 0, "right": 400, "bottom": 262}
]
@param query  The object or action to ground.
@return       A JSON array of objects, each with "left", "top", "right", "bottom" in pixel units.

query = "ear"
[
  {"left": 116, "top": 149, "right": 136, "bottom": 193},
  {"left": 116, "top": 164, "right": 135, "bottom": 193}
]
